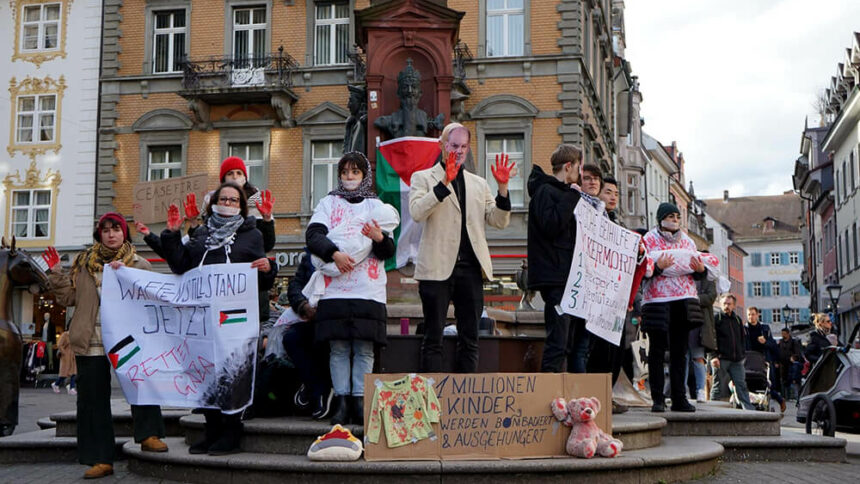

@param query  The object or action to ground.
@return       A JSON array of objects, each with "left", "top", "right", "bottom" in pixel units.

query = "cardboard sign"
[
  {"left": 562, "top": 199, "right": 641, "bottom": 345},
  {"left": 100, "top": 263, "right": 259, "bottom": 413},
  {"left": 363, "top": 372, "right": 611, "bottom": 461},
  {"left": 132, "top": 173, "right": 209, "bottom": 224}
]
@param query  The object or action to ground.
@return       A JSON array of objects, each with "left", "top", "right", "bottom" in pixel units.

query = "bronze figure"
[{"left": 374, "top": 59, "right": 445, "bottom": 139}]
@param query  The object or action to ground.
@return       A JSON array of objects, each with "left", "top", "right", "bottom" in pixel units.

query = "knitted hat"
[
  {"left": 94, "top": 212, "right": 130, "bottom": 242},
  {"left": 656, "top": 202, "right": 680, "bottom": 222},
  {"left": 219, "top": 156, "right": 247, "bottom": 182}
]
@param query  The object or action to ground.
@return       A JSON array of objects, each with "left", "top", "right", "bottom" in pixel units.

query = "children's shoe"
[
  {"left": 51, "top": 382, "right": 60, "bottom": 394},
  {"left": 696, "top": 389, "right": 707, "bottom": 403},
  {"left": 67, "top": 385, "right": 77, "bottom": 395}
]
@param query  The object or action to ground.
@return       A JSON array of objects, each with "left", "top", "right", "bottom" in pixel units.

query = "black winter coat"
[
  {"left": 640, "top": 298, "right": 704, "bottom": 333},
  {"left": 747, "top": 323, "right": 779, "bottom": 362},
  {"left": 778, "top": 336, "right": 803, "bottom": 364},
  {"left": 287, "top": 251, "right": 314, "bottom": 318},
  {"left": 526, "top": 165, "right": 581, "bottom": 289},
  {"left": 714, "top": 311, "right": 746, "bottom": 362},
  {"left": 805, "top": 330, "right": 838, "bottom": 363},
  {"left": 305, "top": 197, "right": 396, "bottom": 345}
]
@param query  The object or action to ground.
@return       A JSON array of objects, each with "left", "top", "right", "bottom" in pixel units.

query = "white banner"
[
  {"left": 562, "top": 199, "right": 641, "bottom": 345},
  {"left": 100, "top": 263, "right": 259, "bottom": 413}
]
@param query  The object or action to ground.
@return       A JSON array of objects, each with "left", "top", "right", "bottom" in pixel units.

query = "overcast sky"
[{"left": 624, "top": 0, "right": 860, "bottom": 199}]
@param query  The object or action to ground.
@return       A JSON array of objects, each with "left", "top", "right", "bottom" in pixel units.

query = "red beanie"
[
  {"left": 219, "top": 156, "right": 247, "bottom": 182},
  {"left": 95, "top": 212, "right": 130, "bottom": 242}
]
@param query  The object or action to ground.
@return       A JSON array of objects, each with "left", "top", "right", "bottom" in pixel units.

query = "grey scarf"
[
  {"left": 657, "top": 227, "right": 683, "bottom": 244},
  {"left": 205, "top": 213, "right": 245, "bottom": 250},
  {"left": 327, "top": 151, "right": 377, "bottom": 202}
]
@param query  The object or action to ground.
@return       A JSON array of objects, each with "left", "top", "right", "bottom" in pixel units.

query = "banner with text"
[
  {"left": 100, "top": 263, "right": 259, "bottom": 413},
  {"left": 562, "top": 199, "right": 641, "bottom": 345}
]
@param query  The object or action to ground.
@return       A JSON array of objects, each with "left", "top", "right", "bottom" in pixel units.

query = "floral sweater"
[
  {"left": 642, "top": 227, "right": 705, "bottom": 304},
  {"left": 367, "top": 374, "right": 441, "bottom": 448}
]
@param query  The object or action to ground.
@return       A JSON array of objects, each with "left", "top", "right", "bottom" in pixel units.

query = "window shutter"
[
  {"left": 799, "top": 250, "right": 804, "bottom": 262},
  {"left": 747, "top": 282, "right": 753, "bottom": 296},
  {"left": 763, "top": 309, "right": 772, "bottom": 323},
  {"left": 781, "top": 252, "right": 789, "bottom": 265},
  {"left": 764, "top": 253, "right": 771, "bottom": 266},
  {"left": 752, "top": 253, "right": 761, "bottom": 266},
  {"left": 763, "top": 282, "right": 771, "bottom": 297},
  {"left": 781, "top": 281, "right": 789, "bottom": 296},
  {"left": 800, "top": 308, "right": 810, "bottom": 322}
]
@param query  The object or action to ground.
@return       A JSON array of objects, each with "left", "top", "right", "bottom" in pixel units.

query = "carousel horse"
[{"left": 0, "top": 236, "right": 50, "bottom": 436}]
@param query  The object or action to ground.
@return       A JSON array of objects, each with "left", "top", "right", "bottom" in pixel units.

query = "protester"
[
  {"left": 305, "top": 151, "right": 398, "bottom": 425},
  {"left": 710, "top": 294, "right": 754, "bottom": 410},
  {"left": 160, "top": 182, "right": 277, "bottom": 456},
  {"left": 640, "top": 202, "right": 706, "bottom": 413},
  {"left": 409, "top": 122, "right": 513, "bottom": 373},
  {"left": 689, "top": 276, "right": 717, "bottom": 403},
  {"left": 284, "top": 251, "right": 332, "bottom": 419},
  {"left": 43, "top": 213, "right": 168, "bottom": 479},
  {"left": 526, "top": 144, "right": 586, "bottom": 373},
  {"left": 745, "top": 307, "right": 785, "bottom": 412},
  {"left": 579, "top": 163, "right": 603, "bottom": 197},
  {"left": 805, "top": 312, "right": 840, "bottom": 364},
  {"left": 51, "top": 330, "right": 76, "bottom": 395},
  {"left": 599, "top": 177, "right": 621, "bottom": 225},
  {"left": 778, "top": 327, "right": 803, "bottom": 400}
]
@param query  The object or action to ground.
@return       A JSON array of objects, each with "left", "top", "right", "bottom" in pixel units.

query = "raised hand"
[
  {"left": 255, "top": 189, "right": 274, "bottom": 221},
  {"left": 361, "top": 220, "right": 384, "bottom": 242},
  {"left": 490, "top": 153, "right": 516, "bottom": 185},
  {"left": 445, "top": 151, "right": 460, "bottom": 184},
  {"left": 184, "top": 193, "right": 200, "bottom": 220},
  {"left": 166, "top": 204, "right": 182, "bottom": 231},
  {"left": 134, "top": 221, "right": 151, "bottom": 236},
  {"left": 250, "top": 257, "right": 271, "bottom": 272},
  {"left": 42, "top": 246, "right": 60, "bottom": 271}
]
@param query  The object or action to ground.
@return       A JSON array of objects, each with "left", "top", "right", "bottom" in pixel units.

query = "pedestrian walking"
[
  {"left": 51, "top": 330, "right": 76, "bottom": 395},
  {"left": 746, "top": 307, "right": 786, "bottom": 412},
  {"left": 710, "top": 294, "right": 755, "bottom": 410},
  {"left": 805, "top": 313, "right": 840, "bottom": 364},
  {"left": 43, "top": 213, "right": 168, "bottom": 479},
  {"left": 778, "top": 327, "right": 803, "bottom": 400}
]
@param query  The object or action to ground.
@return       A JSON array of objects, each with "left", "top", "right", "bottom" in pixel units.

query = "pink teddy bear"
[{"left": 551, "top": 396, "right": 622, "bottom": 458}]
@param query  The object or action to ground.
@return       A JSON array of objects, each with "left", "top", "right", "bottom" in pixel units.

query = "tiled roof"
[{"left": 702, "top": 192, "right": 803, "bottom": 240}]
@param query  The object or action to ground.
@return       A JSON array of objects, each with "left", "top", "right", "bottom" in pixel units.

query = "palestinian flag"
[
  {"left": 219, "top": 309, "right": 247, "bottom": 325},
  {"left": 108, "top": 335, "right": 140, "bottom": 370},
  {"left": 376, "top": 137, "right": 441, "bottom": 270}
]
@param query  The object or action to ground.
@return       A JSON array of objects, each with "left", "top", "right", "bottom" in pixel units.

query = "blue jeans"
[
  {"left": 329, "top": 340, "right": 374, "bottom": 397},
  {"left": 685, "top": 351, "right": 707, "bottom": 394},
  {"left": 715, "top": 358, "right": 754, "bottom": 410}
]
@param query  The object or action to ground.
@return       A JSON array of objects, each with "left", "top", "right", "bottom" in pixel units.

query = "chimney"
[{"left": 723, "top": 190, "right": 729, "bottom": 202}]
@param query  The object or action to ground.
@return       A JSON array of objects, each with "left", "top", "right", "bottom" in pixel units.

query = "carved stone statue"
[
  {"left": 343, "top": 84, "right": 367, "bottom": 155},
  {"left": 374, "top": 59, "right": 445, "bottom": 139}
]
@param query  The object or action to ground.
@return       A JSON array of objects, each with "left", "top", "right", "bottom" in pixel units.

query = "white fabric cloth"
[{"left": 303, "top": 195, "right": 399, "bottom": 306}]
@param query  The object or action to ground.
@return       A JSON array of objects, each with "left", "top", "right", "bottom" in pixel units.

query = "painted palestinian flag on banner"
[
  {"left": 376, "top": 136, "right": 441, "bottom": 271},
  {"left": 108, "top": 335, "right": 140, "bottom": 370},
  {"left": 219, "top": 309, "right": 247, "bottom": 325}
]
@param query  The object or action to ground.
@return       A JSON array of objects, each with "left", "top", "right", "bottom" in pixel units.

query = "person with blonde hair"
[{"left": 805, "top": 312, "right": 840, "bottom": 364}]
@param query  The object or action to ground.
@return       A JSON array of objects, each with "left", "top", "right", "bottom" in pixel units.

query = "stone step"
[
  {"left": 180, "top": 414, "right": 666, "bottom": 455},
  {"left": 51, "top": 408, "right": 189, "bottom": 438},
  {"left": 714, "top": 429, "right": 847, "bottom": 462},
  {"left": 0, "top": 429, "right": 130, "bottom": 463},
  {"left": 631, "top": 402, "right": 782, "bottom": 437},
  {"left": 37, "top": 417, "right": 56, "bottom": 430},
  {"left": 124, "top": 436, "right": 722, "bottom": 484}
]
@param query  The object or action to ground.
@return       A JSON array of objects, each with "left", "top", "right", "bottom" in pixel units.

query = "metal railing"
[{"left": 180, "top": 46, "right": 298, "bottom": 91}]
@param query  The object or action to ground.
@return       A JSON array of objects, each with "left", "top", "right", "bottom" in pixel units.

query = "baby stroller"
[{"left": 730, "top": 350, "right": 773, "bottom": 411}]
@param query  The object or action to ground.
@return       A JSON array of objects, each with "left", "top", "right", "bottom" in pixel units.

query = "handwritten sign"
[
  {"left": 132, "top": 173, "right": 209, "bottom": 224},
  {"left": 100, "top": 263, "right": 259, "bottom": 413},
  {"left": 562, "top": 199, "right": 640, "bottom": 345},
  {"left": 363, "top": 373, "right": 611, "bottom": 461}
]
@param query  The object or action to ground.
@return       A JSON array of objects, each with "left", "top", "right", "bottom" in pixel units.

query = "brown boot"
[
  {"left": 83, "top": 464, "right": 114, "bottom": 479},
  {"left": 141, "top": 436, "right": 169, "bottom": 452}
]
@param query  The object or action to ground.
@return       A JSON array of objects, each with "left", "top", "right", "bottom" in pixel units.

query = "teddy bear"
[{"left": 551, "top": 396, "right": 622, "bottom": 458}]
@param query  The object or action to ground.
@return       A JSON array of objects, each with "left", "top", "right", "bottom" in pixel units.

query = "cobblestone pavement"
[
  {"left": 689, "top": 458, "right": 860, "bottom": 483},
  {"left": 0, "top": 462, "right": 183, "bottom": 484}
]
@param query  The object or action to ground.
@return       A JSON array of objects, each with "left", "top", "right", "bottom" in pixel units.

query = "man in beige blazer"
[{"left": 409, "top": 122, "right": 515, "bottom": 372}]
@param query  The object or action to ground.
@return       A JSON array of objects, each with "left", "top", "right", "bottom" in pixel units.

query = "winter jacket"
[
  {"left": 746, "top": 323, "right": 779, "bottom": 362},
  {"left": 526, "top": 165, "right": 581, "bottom": 289},
  {"left": 805, "top": 329, "right": 838, "bottom": 364},
  {"left": 286, "top": 250, "right": 314, "bottom": 317},
  {"left": 641, "top": 228, "right": 706, "bottom": 304},
  {"left": 56, "top": 331, "right": 77, "bottom": 377},
  {"left": 306, "top": 198, "right": 396, "bottom": 345},
  {"left": 714, "top": 311, "right": 747, "bottom": 362},
  {"left": 697, "top": 278, "right": 718, "bottom": 351},
  {"left": 49, "top": 253, "right": 151, "bottom": 356},
  {"left": 778, "top": 336, "right": 803, "bottom": 365},
  {"left": 159, "top": 215, "right": 277, "bottom": 292},
  {"left": 640, "top": 298, "right": 705, "bottom": 333}
]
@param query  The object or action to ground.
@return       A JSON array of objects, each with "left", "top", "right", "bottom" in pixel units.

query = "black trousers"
[
  {"left": 419, "top": 261, "right": 483, "bottom": 373},
  {"left": 76, "top": 356, "right": 165, "bottom": 466},
  {"left": 539, "top": 287, "right": 590, "bottom": 373},
  {"left": 587, "top": 323, "right": 627, "bottom": 386},
  {"left": 643, "top": 300, "right": 691, "bottom": 403},
  {"left": 282, "top": 320, "right": 331, "bottom": 399}
]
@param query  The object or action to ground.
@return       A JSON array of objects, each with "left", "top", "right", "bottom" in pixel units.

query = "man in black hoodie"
[
  {"left": 710, "top": 294, "right": 754, "bottom": 410},
  {"left": 527, "top": 144, "right": 588, "bottom": 372}
]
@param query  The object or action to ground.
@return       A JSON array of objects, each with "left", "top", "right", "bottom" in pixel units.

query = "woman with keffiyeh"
[
  {"left": 159, "top": 182, "right": 277, "bottom": 456},
  {"left": 42, "top": 213, "right": 168, "bottom": 479},
  {"left": 305, "top": 152, "right": 399, "bottom": 426}
]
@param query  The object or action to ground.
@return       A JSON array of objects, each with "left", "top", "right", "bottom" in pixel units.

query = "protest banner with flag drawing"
[
  {"left": 376, "top": 137, "right": 441, "bottom": 270},
  {"left": 108, "top": 335, "right": 140, "bottom": 370},
  {"left": 219, "top": 309, "right": 247, "bottom": 325}
]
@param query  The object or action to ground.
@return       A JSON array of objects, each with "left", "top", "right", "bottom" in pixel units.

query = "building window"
[
  {"left": 233, "top": 6, "right": 267, "bottom": 68},
  {"left": 228, "top": 142, "right": 265, "bottom": 187},
  {"left": 486, "top": 0, "right": 524, "bottom": 57},
  {"left": 789, "top": 251, "right": 799, "bottom": 265},
  {"left": 21, "top": 3, "right": 60, "bottom": 52},
  {"left": 772, "top": 310, "right": 781, "bottom": 324},
  {"left": 770, "top": 252, "right": 781, "bottom": 265},
  {"left": 147, "top": 145, "right": 182, "bottom": 180},
  {"left": 311, "top": 140, "right": 340, "bottom": 209},
  {"left": 771, "top": 281, "right": 781, "bottom": 297},
  {"left": 314, "top": 2, "right": 349, "bottom": 65},
  {"left": 152, "top": 10, "right": 186, "bottom": 73},
  {"left": 10, "top": 189, "right": 51, "bottom": 239},
  {"left": 485, "top": 135, "right": 525, "bottom": 207},
  {"left": 854, "top": 223, "right": 859, "bottom": 269},
  {"left": 790, "top": 280, "right": 799, "bottom": 296},
  {"left": 752, "top": 282, "right": 762, "bottom": 297},
  {"left": 790, "top": 308, "right": 800, "bottom": 322},
  {"left": 15, "top": 94, "right": 56, "bottom": 144}
]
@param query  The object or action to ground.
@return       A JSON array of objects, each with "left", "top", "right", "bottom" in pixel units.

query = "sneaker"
[
  {"left": 51, "top": 382, "right": 60, "bottom": 394},
  {"left": 294, "top": 384, "right": 310, "bottom": 410},
  {"left": 67, "top": 386, "right": 77, "bottom": 396},
  {"left": 312, "top": 389, "right": 334, "bottom": 420},
  {"left": 651, "top": 402, "right": 665, "bottom": 413},
  {"left": 671, "top": 400, "right": 696, "bottom": 412},
  {"left": 696, "top": 389, "right": 707, "bottom": 403}
]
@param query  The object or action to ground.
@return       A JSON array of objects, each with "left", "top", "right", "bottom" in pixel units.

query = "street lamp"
[
  {"left": 782, "top": 304, "right": 792, "bottom": 331},
  {"left": 826, "top": 284, "right": 843, "bottom": 334}
]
